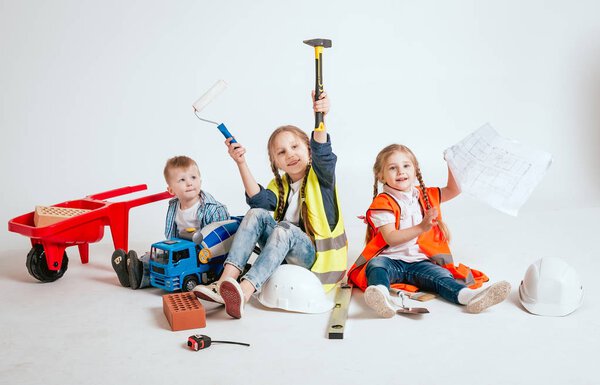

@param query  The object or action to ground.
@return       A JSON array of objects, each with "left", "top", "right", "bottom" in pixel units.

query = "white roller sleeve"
[{"left": 192, "top": 79, "right": 228, "bottom": 112}]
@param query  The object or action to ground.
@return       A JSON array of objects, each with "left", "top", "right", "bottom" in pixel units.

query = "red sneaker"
[{"left": 219, "top": 277, "right": 245, "bottom": 319}]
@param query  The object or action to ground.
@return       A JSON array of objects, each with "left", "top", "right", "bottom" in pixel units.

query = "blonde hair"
[
  {"left": 365, "top": 144, "right": 450, "bottom": 244},
  {"left": 163, "top": 156, "right": 199, "bottom": 183},
  {"left": 267, "top": 125, "right": 315, "bottom": 237}
]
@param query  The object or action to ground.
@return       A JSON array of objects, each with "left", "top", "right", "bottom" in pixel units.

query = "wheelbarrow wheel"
[
  {"left": 182, "top": 275, "right": 199, "bottom": 292},
  {"left": 26, "top": 244, "right": 68, "bottom": 282}
]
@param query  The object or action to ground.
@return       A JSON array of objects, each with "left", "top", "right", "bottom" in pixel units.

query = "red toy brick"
[{"left": 163, "top": 292, "right": 206, "bottom": 331}]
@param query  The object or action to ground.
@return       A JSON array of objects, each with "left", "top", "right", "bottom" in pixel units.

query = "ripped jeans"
[{"left": 224, "top": 208, "right": 316, "bottom": 291}]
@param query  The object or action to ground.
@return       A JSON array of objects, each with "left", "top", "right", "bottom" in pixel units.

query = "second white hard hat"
[
  {"left": 518, "top": 257, "right": 583, "bottom": 317},
  {"left": 258, "top": 264, "right": 334, "bottom": 314}
]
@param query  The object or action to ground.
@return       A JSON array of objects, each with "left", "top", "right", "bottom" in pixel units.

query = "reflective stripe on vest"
[
  {"left": 315, "top": 231, "right": 347, "bottom": 252},
  {"left": 267, "top": 167, "right": 347, "bottom": 292}
]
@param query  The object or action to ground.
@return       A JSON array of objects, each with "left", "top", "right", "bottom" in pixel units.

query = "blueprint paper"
[{"left": 444, "top": 124, "right": 552, "bottom": 216}]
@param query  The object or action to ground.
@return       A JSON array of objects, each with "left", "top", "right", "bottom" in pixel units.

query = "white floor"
[{"left": 1, "top": 207, "right": 598, "bottom": 385}]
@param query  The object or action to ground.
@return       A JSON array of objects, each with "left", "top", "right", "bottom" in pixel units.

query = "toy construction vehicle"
[{"left": 147, "top": 217, "right": 241, "bottom": 292}]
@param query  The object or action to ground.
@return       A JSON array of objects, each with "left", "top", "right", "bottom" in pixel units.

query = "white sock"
[{"left": 457, "top": 286, "right": 485, "bottom": 305}]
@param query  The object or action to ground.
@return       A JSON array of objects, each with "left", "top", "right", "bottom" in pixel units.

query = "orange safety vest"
[{"left": 347, "top": 187, "right": 488, "bottom": 291}]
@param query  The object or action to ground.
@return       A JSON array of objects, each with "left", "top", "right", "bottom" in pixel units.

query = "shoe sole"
[
  {"left": 127, "top": 250, "right": 143, "bottom": 290},
  {"left": 193, "top": 285, "right": 224, "bottom": 305},
  {"left": 365, "top": 287, "right": 395, "bottom": 318},
  {"left": 111, "top": 249, "right": 130, "bottom": 287},
  {"left": 220, "top": 280, "right": 244, "bottom": 319},
  {"left": 466, "top": 281, "right": 511, "bottom": 314}
]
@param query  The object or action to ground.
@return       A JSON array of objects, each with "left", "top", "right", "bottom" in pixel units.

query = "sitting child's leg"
[
  {"left": 406, "top": 260, "right": 510, "bottom": 313},
  {"left": 223, "top": 208, "right": 276, "bottom": 277},
  {"left": 195, "top": 208, "right": 275, "bottom": 305},
  {"left": 364, "top": 257, "right": 400, "bottom": 318},
  {"left": 220, "top": 220, "right": 315, "bottom": 319}
]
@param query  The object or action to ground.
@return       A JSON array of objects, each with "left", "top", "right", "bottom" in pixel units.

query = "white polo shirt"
[{"left": 368, "top": 185, "right": 428, "bottom": 263}]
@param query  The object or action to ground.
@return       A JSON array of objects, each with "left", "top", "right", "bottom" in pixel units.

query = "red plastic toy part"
[{"left": 8, "top": 184, "right": 172, "bottom": 282}]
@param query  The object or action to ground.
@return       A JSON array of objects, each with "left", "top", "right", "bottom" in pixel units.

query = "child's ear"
[{"left": 167, "top": 185, "right": 174, "bottom": 195}]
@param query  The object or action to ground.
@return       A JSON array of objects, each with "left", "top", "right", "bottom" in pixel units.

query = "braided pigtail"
[
  {"left": 271, "top": 162, "right": 286, "bottom": 221},
  {"left": 416, "top": 167, "right": 450, "bottom": 242},
  {"left": 364, "top": 175, "right": 379, "bottom": 244},
  {"left": 300, "top": 163, "right": 315, "bottom": 239}
]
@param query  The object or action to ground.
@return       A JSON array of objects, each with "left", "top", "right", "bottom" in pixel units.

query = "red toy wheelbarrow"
[{"left": 8, "top": 184, "right": 172, "bottom": 282}]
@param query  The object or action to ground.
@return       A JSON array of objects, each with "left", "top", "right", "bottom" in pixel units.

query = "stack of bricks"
[
  {"left": 162, "top": 292, "right": 206, "bottom": 331},
  {"left": 33, "top": 206, "right": 90, "bottom": 227}
]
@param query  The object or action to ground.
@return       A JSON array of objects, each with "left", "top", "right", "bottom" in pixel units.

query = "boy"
[{"left": 111, "top": 155, "right": 229, "bottom": 289}]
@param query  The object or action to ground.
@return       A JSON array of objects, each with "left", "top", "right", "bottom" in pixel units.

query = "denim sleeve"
[
  {"left": 310, "top": 133, "right": 336, "bottom": 189},
  {"left": 246, "top": 184, "right": 277, "bottom": 211}
]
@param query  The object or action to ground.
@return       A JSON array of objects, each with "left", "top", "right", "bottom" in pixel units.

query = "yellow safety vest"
[{"left": 267, "top": 168, "right": 347, "bottom": 292}]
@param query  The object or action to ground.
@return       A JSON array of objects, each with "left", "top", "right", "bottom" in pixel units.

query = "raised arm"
[
  {"left": 440, "top": 164, "right": 460, "bottom": 203},
  {"left": 225, "top": 138, "right": 261, "bottom": 198},
  {"left": 312, "top": 90, "right": 329, "bottom": 144}
]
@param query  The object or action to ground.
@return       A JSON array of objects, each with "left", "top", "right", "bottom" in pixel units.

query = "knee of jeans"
[
  {"left": 366, "top": 257, "right": 389, "bottom": 274},
  {"left": 244, "top": 208, "right": 270, "bottom": 224},
  {"left": 271, "top": 223, "right": 292, "bottom": 239}
]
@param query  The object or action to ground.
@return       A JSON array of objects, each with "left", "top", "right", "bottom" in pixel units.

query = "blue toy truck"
[{"left": 148, "top": 218, "right": 241, "bottom": 292}]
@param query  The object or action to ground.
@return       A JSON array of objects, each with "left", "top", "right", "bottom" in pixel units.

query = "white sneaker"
[
  {"left": 365, "top": 285, "right": 396, "bottom": 318},
  {"left": 466, "top": 281, "right": 511, "bottom": 314},
  {"left": 192, "top": 282, "right": 224, "bottom": 304}
]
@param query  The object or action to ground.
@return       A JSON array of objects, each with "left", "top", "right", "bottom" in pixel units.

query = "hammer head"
[{"left": 303, "top": 38, "right": 332, "bottom": 48}]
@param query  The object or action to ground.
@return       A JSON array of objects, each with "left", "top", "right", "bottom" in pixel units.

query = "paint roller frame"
[{"left": 192, "top": 80, "right": 236, "bottom": 143}]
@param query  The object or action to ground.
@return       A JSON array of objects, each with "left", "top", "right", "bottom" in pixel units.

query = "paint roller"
[{"left": 192, "top": 80, "right": 236, "bottom": 143}]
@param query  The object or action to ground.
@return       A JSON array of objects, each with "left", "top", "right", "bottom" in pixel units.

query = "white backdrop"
[{"left": 3, "top": 0, "right": 600, "bottom": 250}]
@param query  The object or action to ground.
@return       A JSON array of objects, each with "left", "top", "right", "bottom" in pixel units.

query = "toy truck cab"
[{"left": 148, "top": 218, "right": 241, "bottom": 292}]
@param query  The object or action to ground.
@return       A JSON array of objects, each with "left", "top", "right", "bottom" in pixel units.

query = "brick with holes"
[{"left": 162, "top": 292, "right": 206, "bottom": 331}]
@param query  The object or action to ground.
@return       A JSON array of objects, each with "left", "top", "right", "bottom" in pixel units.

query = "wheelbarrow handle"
[
  {"left": 87, "top": 185, "right": 148, "bottom": 201},
  {"left": 123, "top": 191, "right": 173, "bottom": 209}
]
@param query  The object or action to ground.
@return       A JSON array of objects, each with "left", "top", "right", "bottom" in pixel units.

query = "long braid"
[
  {"left": 364, "top": 176, "right": 379, "bottom": 244},
  {"left": 300, "top": 163, "right": 315, "bottom": 239},
  {"left": 416, "top": 167, "right": 450, "bottom": 242},
  {"left": 416, "top": 168, "right": 431, "bottom": 210},
  {"left": 270, "top": 162, "right": 286, "bottom": 221}
]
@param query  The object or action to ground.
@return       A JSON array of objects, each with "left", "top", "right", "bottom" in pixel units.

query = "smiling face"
[
  {"left": 379, "top": 150, "right": 417, "bottom": 192},
  {"left": 166, "top": 165, "right": 202, "bottom": 208},
  {"left": 269, "top": 130, "right": 310, "bottom": 182}
]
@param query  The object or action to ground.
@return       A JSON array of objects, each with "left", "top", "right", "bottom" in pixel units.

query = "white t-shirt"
[
  {"left": 283, "top": 179, "right": 303, "bottom": 225},
  {"left": 175, "top": 200, "right": 201, "bottom": 234},
  {"left": 368, "top": 185, "right": 428, "bottom": 263}
]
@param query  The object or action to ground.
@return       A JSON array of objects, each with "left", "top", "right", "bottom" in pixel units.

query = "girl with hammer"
[{"left": 194, "top": 91, "right": 347, "bottom": 319}]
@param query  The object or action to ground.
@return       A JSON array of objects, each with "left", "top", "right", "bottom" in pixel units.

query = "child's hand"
[
  {"left": 419, "top": 208, "right": 438, "bottom": 232},
  {"left": 225, "top": 138, "right": 246, "bottom": 165},
  {"left": 312, "top": 90, "right": 330, "bottom": 116}
]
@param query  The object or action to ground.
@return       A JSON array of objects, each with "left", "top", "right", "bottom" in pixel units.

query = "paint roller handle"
[{"left": 217, "top": 123, "right": 237, "bottom": 143}]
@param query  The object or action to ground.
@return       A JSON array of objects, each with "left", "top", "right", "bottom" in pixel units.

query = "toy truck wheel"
[
  {"left": 182, "top": 275, "right": 199, "bottom": 292},
  {"left": 26, "top": 244, "right": 68, "bottom": 282}
]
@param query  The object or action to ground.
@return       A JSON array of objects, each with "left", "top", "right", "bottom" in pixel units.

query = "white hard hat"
[
  {"left": 257, "top": 265, "right": 334, "bottom": 314},
  {"left": 519, "top": 257, "right": 583, "bottom": 316}
]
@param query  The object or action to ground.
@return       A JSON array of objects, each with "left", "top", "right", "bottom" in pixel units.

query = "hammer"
[{"left": 303, "top": 38, "right": 332, "bottom": 132}]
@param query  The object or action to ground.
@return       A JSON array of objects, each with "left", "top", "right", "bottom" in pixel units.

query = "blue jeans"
[
  {"left": 225, "top": 208, "right": 316, "bottom": 290},
  {"left": 365, "top": 257, "right": 466, "bottom": 304}
]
